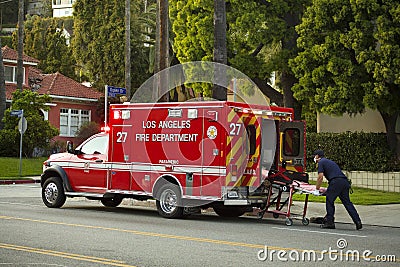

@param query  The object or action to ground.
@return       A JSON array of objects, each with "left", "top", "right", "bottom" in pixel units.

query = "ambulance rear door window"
[{"left": 283, "top": 128, "right": 300, "bottom": 157}]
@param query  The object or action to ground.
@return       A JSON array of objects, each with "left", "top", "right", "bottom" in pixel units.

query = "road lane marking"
[
  {"left": 272, "top": 227, "right": 368, "bottom": 238},
  {"left": 0, "top": 215, "right": 388, "bottom": 262},
  {"left": 0, "top": 242, "right": 135, "bottom": 267}
]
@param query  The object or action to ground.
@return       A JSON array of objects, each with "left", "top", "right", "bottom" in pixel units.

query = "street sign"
[
  {"left": 11, "top": 110, "right": 23, "bottom": 117},
  {"left": 18, "top": 117, "right": 27, "bottom": 134},
  {"left": 107, "top": 86, "right": 127, "bottom": 97}
]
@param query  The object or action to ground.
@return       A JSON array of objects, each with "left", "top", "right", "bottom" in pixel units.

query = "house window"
[
  {"left": 60, "top": 108, "right": 90, "bottom": 137},
  {"left": 4, "top": 66, "right": 25, "bottom": 83}
]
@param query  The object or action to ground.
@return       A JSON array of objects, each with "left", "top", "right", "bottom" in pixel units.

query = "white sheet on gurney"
[{"left": 294, "top": 181, "right": 327, "bottom": 194}]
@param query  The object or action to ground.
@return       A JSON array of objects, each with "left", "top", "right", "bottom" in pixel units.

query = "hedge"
[{"left": 306, "top": 132, "right": 400, "bottom": 172}]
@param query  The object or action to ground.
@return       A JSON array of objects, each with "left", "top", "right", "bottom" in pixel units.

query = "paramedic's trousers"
[{"left": 325, "top": 177, "right": 361, "bottom": 224}]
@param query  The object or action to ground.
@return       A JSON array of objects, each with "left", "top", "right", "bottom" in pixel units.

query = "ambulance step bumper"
[{"left": 224, "top": 199, "right": 250, "bottom": 206}]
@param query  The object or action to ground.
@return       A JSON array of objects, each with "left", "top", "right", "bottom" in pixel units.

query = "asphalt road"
[{"left": 0, "top": 184, "right": 399, "bottom": 266}]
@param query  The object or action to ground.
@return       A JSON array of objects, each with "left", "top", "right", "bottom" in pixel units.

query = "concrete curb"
[{"left": 0, "top": 177, "right": 40, "bottom": 185}]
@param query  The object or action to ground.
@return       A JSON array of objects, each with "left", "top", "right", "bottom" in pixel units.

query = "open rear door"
[{"left": 279, "top": 121, "right": 306, "bottom": 172}]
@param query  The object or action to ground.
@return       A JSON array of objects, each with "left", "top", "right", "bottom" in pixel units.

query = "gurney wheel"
[
  {"left": 285, "top": 218, "right": 293, "bottom": 226},
  {"left": 273, "top": 213, "right": 279, "bottom": 219},
  {"left": 302, "top": 218, "right": 310, "bottom": 226}
]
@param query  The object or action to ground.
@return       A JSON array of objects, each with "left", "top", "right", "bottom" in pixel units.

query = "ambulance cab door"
[{"left": 278, "top": 121, "right": 306, "bottom": 172}]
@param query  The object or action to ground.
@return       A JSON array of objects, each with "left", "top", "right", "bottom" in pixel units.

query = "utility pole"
[
  {"left": 125, "top": 0, "right": 131, "bottom": 99},
  {"left": 17, "top": 0, "right": 24, "bottom": 91}
]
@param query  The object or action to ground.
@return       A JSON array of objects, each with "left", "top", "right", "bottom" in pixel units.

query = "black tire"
[
  {"left": 155, "top": 183, "right": 184, "bottom": 219},
  {"left": 101, "top": 196, "right": 123, "bottom": 207},
  {"left": 42, "top": 177, "right": 66, "bottom": 208},
  {"left": 212, "top": 203, "right": 247, "bottom": 218}
]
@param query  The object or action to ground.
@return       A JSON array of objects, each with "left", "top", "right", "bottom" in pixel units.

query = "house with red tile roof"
[{"left": 3, "top": 46, "right": 103, "bottom": 144}]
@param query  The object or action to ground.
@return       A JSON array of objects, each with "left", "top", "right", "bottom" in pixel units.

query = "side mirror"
[{"left": 66, "top": 141, "right": 74, "bottom": 154}]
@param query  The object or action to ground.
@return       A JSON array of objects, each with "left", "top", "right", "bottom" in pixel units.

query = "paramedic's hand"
[{"left": 312, "top": 190, "right": 320, "bottom": 196}]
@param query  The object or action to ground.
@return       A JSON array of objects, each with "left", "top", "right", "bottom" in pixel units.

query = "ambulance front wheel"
[
  {"left": 42, "top": 177, "right": 66, "bottom": 208},
  {"left": 156, "top": 184, "right": 184, "bottom": 219}
]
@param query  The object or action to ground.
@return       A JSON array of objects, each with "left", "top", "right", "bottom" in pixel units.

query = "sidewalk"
[{"left": 293, "top": 201, "right": 400, "bottom": 228}]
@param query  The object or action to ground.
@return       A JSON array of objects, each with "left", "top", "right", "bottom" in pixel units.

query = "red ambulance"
[{"left": 41, "top": 101, "right": 305, "bottom": 218}]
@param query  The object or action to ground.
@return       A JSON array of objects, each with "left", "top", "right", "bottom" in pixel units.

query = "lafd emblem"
[{"left": 207, "top": 126, "right": 217, "bottom": 139}]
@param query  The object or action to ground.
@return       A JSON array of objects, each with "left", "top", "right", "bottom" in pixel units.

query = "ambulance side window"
[
  {"left": 80, "top": 135, "right": 108, "bottom": 155},
  {"left": 283, "top": 128, "right": 300, "bottom": 157},
  {"left": 246, "top": 125, "right": 256, "bottom": 155}
]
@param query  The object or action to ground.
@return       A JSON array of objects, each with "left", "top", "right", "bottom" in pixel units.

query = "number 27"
[
  {"left": 229, "top": 123, "right": 241, "bottom": 135},
  {"left": 116, "top": 132, "right": 127, "bottom": 143}
]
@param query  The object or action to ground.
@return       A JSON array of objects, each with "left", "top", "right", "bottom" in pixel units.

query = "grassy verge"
[
  {"left": 293, "top": 184, "right": 400, "bottom": 205},
  {"left": 0, "top": 157, "right": 46, "bottom": 179}
]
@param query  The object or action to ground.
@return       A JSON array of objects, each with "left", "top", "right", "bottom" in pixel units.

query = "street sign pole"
[
  {"left": 104, "top": 85, "right": 108, "bottom": 128},
  {"left": 19, "top": 110, "right": 24, "bottom": 177}
]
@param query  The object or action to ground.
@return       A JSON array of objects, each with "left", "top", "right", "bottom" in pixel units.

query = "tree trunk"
[
  {"left": 17, "top": 0, "right": 24, "bottom": 91},
  {"left": 280, "top": 9, "right": 302, "bottom": 120},
  {"left": 380, "top": 111, "right": 400, "bottom": 159},
  {"left": 155, "top": 0, "right": 169, "bottom": 102},
  {"left": 212, "top": 0, "right": 227, "bottom": 101},
  {"left": 0, "top": 38, "right": 6, "bottom": 129}
]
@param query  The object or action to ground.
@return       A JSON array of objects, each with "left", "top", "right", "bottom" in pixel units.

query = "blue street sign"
[
  {"left": 10, "top": 110, "right": 23, "bottom": 117},
  {"left": 107, "top": 86, "right": 127, "bottom": 97}
]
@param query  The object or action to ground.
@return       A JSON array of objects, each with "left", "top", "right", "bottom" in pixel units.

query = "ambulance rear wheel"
[
  {"left": 156, "top": 184, "right": 184, "bottom": 219},
  {"left": 212, "top": 204, "right": 247, "bottom": 218},
  {"left": 42, "top": 177, "right": 66, "bottom": 208},
  {"left": 101, "top": 196, "right": 123, "bottom": 207}
]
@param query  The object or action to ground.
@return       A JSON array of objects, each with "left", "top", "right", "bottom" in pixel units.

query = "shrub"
[{"left": 306, "top": 132, "right": 399, "bottom": 172}]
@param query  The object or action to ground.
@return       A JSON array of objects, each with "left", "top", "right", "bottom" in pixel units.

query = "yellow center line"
[
  {"left": 0, "top": 243, "right": 135, "bottom": 267},
  {"left": 0, "top": 215, "right": 395, "bottom": 262}
]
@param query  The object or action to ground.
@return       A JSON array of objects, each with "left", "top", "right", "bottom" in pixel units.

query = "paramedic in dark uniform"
[{"left": 314, "top": 150, "right": 362, "bottom": 230}]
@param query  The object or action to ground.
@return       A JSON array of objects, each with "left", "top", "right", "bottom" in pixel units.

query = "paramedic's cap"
[{"left": 313, "top": 150, "right": 325, "bottom": 157}]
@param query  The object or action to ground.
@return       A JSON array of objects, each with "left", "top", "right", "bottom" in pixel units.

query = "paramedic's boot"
[
  {"left": 320, "top": 221, "right": 335, "bottom": 229},
  {"left": 356, "top": 221, "right": 362, "bottom": 230}
]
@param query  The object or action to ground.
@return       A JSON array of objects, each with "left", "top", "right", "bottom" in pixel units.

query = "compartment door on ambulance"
[
  {"left": 279, "top": 121, "right": 305, "bottom": 171},
  {"left": 110, "top": 125, "right": 132, "bottom": 191},
  {"left": 200, "top": 109, "right": 223, "bottom": 196}
]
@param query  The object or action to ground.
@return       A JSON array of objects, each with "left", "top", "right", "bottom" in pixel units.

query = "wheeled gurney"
[{"left": 256, "top": 169, "right": 326, "bottom": 226}]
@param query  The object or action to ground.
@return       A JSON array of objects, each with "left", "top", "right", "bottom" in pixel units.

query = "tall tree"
[
  {"left": 170, "top": 0, "right": 310, "bottom": 111},
  {"left": 125, "top": 0, "right": 131, "bottom": 97},
  {"left": 155, "top": 0, "right": 169, "bottom": 101},
  {"left": 212, "top": 0, "right": 227, "bottom": 100},
  {"left": 16, "top": 16, "right": 76, "bottom": 78},
  {"left": 0, "top": 38, "right": 5, "bottom": 129},
  {"left": 72, "top": 0, "right": 152, "bottom": 91},
  {"left": 291, "top": 0, "right": 400, "bottom": 156},
  {"left": 16, "top": 0, "right": 24, "bottom": 90}
]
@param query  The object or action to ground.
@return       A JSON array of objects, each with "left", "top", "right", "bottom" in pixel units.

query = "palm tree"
[
  {"left": 0, "top": 38, "right": 6, "bottom": 129},
  {"left": 16, "top": 0, "right": 24, "bottom": 91},
  {"left": 155, "top": 0, "right": 169, "bottom": 102},
  {"left": 212, "top": 0, "right": 227, "bottom": 101}
]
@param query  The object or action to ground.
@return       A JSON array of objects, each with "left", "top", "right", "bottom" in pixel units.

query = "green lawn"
[
  {"left": 1, "top": 157, "right": 399, "bottom": 205},
  {"left": 0, "top": 157, "right": 46, "bottom": 178}
]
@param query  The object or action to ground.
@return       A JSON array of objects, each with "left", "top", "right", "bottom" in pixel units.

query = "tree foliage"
[
  {"left": 72, "top": 0, "right": 153, "bottom": 93},
  {"left": 1, "top": 90, "right": 59, "bottom": 157},
  {"left": 291, "top": 0, "right": 400, "bottom": 154},
  {"left": 13, "top": 15, "right": 76, "bottom": 78},
  {"left": 169, "top": 0, "right": 310, "bottom": 110}
]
